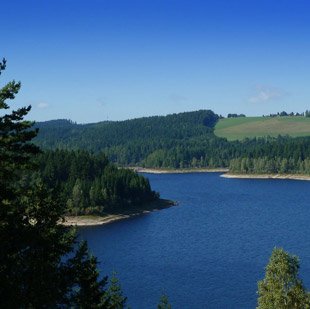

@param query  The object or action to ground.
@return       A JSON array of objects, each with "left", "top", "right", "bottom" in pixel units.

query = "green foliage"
[
  {"left": 0, "top": 59, "right": 122, "bottom": 307},
  {"left": 257, "top": 248, "right": 310, "bottom": 309},
  {"left": 37, "top": 149, "right": 159, "bottom": 215},
  {"left": 158, "top": 294, "right": 172, "bottom": 309},
  {"left": 35, "top": 110, "right": 218, "bottom": 152},
  {"left": 68, "top": 241, "right": 109, "bottom": 308},
  {"left": 33, "top": 111, "right": 310, "bottom": 175},
  {"left": 105, "top": 272, "right": 127, "bottom": 309},
  {"left": 34, "top": 110, "right": 221, "bottom": 167},
  {"left": 0, "top": 58, "right": 54, "bottom": 307},
  {"left": 229, "top": 157, "right": 310, "bottom": 175}
]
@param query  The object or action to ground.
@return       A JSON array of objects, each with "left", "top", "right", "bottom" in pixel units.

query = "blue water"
[{"left": 79, "top": 173, "right": 310, "bottom": 308}]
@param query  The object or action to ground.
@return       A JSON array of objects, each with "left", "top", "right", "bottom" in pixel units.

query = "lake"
[{"left": 79, "top": 173, "right": 310, "bottom": 308}]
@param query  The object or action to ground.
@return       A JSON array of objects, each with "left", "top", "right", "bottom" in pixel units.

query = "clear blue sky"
[{"left": 1, "top": 0, "right": 309, "bottom": 123}]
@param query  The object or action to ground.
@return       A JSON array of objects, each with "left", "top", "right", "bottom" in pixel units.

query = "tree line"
[
  {"left": 2, "top": 58, "right": 310, "bottom": 308},
  {"left": 229, "top": 157, "right": 310, "bottom": 175},
  {"left": 34, "top": 112, "right": 310, "bottom": 174},
  {"left": 0, "top": 58, "right": 171, "bottom": 308},
  {"left": 267, "top": 111, "right": 309, "bottom": 117},
  {"left": 36, "top": 150, "right": 158, "bottom": 215}
]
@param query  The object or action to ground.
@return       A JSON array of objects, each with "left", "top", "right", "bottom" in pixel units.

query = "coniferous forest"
[
  {"left": 34, "top": 111, "right": 310, "bottom": 175},
  {"left": 36, "top": 150, "right": 159, "bottom": 215},
  {"left": 0, "top": 59, "right": 126, "bottom": 307},
  {"left": 2, "top": 55, "right": 310, "bottom": 307},
  {"left": 3, "top": 0, "right": 310, "bottom": 307}
]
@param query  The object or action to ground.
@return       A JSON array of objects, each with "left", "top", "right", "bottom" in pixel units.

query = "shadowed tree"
[
  {"left": 0, "top": 59, "right": 116, "bottom": 307},
  {"left": 69, "top": 241, "right": 110, "bottom": 308}
]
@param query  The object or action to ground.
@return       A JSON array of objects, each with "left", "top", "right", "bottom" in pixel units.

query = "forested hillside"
[
  {"left": 34, "top": 110, "right": 221, "bottom": 166},
  {"left": 35, "top": 150, "right": 159, "bottom": 215},
  {"left": 34, "top": 110, "right": 310, "bottom": 174},
  {"left": 35, "top": 110, "right": 218, "bottom": 150}
]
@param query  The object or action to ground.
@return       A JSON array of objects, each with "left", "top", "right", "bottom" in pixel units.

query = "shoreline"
[
  {"left": 61, "top": 172, "right": 310, "bottom": 227},
  {"left": 221, "top": 173, "right": 310, "bottom": 181},
  {"left": 131, "top": 167, "right": 310, "bottom": 180},
  {"left": 132, "top": 167, "right": 229, "bottom": 174},
  {"left": 62, "top": 198, "right": 176, "bottom": 227}
]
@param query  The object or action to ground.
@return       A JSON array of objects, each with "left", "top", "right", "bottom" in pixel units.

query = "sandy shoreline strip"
[
  {"left": 130, "top": 167, "right": 310, "bottom": 180},
  {"left": 62, "top": 173, "right": 309, "bottom": 227},
  {"left": 221, "top": 173, "right": 310, "bottom": 181},
  {"left": 62, "top": 213, "right": 147, "bottom": 227},
  {"left": 132, "top": 167, "right": 229, "bottom": 174},
  {"left": 61, "top": 199, "right": 176, "bottom": 227}
]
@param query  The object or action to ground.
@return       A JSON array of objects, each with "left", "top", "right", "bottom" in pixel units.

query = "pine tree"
[
  {"left": 257, "top": 248, "right": 310, "bottom": 309},
  {"left": 0, "top": 57, "right": 45, "bottom": 306},
  {"left": 0, "top": 59, "right": 113, "bottom": 307},
  {"left": 69, "top": 241, "right": 109, "bottom": 308},
  {"left": 158, "top": 294, "right": 172, "bottom": 309},
  {"left": 106, "top": 272, "right": 127, "bottom": 309}
]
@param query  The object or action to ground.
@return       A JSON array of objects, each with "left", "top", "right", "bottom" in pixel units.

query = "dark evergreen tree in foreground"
[
  {"left": 68, "top": 241, "right": 110, "bottom": 308},
  {"left": 257, "top": 248, "right": 310, "bottom": 309},
  {"left": 0, "top": 58, "right": 53, "bottom": 306},
  {"left": 0, "top": 59, "right": 117, "bottom": 307}
]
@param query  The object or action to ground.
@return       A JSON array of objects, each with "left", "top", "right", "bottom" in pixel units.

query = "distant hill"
[
  {"left": 34, "top": 110, "right": 310, "bottom": 173},
  {"left": 34, "top": 110, "right": 224, "bottom": 166},
  {"left": 214, "top": 116, "right": 310, "bottom": 141},
  {"left": 34, "top": 110, "right": 218, "bottom": 148}
]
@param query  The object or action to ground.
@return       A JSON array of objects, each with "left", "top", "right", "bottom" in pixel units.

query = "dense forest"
[
  {"left": 229, "top": 157, "right": 310, "bottom": 175},
  {"left": 2, "top": 57, "right": 310, "bottom": 307},
  {"left": 34, "top": 110, "right": 310, "bottom": 174},
  {"left": 36, "top": 150, "right": 159, "bottom": 215}
]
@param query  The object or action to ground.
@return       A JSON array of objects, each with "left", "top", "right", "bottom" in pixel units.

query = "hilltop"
[
  {"left": 34, "top": 110, "right": 217, "bottom": 148},
  {"left": 34, "top": 110, "right": 310, "bottom": 174},
  {"left": 34, "top": 110, "right": 222, "bottom": 167},
  {"left": 214, "top": 116, "right": 310, "bottom": 141}
]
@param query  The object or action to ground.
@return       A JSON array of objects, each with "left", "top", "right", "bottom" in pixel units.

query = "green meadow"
[{"left": 214, "top": 116, "right": 310, "bottom": 141}]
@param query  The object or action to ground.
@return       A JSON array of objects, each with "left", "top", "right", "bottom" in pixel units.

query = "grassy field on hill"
[
  {"left": 34, "top": 111, "right": 310, "bottom": 170},
  {"left": 214, "top": 116, "right": 310, "bottom": 141}
]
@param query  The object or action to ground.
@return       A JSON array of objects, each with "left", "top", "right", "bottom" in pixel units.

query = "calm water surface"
[{"left": 79, "top": 173, "right": 310, "bottom": 309}]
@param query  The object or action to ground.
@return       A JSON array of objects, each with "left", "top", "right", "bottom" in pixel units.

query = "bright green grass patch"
[{"left": 214, "top": 116, "right": 310, "bottom": 141}]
